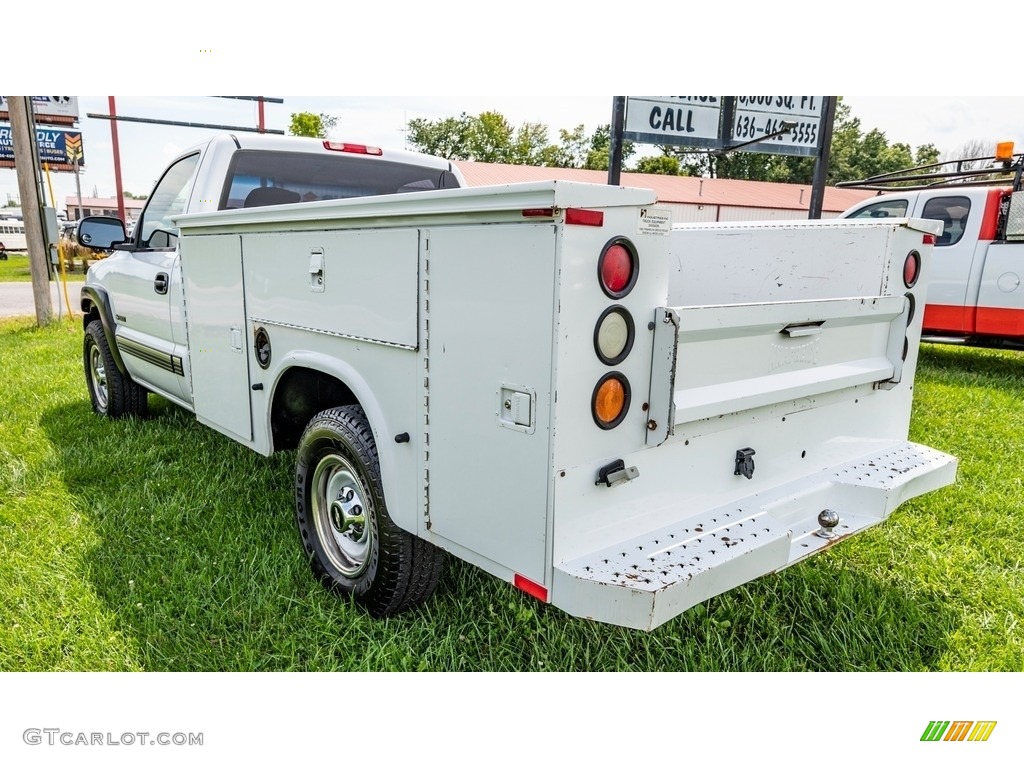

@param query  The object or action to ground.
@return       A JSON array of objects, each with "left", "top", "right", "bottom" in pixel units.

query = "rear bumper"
[{"left": 552, "top": 441, "right": 957, "bottom": 631}]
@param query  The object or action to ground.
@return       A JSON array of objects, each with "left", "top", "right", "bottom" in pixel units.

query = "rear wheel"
[
  {"left": 83, "top": 319, "right": 148, "bottom": 418},
  {"left": 295, "top": 405, "right": 442, "bottom": 617}
]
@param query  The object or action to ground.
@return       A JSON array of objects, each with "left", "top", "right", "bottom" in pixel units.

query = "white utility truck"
[
  {"left": 839, "top": 142, "right": 1024, "bottom": 349},
  {"left": 78, "top": 133, "right": 957, "bottom": 631}
]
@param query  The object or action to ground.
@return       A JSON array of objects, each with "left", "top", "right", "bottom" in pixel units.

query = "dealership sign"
[
  {"left": 623, "top": 96, "right": 826, "bottom": 157},
  {"left": 0, "top": 96, "right": 79, "bottom": 124},
  {"left": 0, "top": 124, "right": 86, "bottom": 171}
]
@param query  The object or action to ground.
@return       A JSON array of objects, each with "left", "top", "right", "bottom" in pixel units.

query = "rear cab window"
[
  {"left": 845, "top": 199, "right": 909, "bottom": 220},
  {"left": 219, "top": 150, "right": 462, "bottom": 210}
]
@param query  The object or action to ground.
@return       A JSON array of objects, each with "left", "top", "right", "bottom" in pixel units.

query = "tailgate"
[{"left": 646, "top": 294, "right": 909, "bottom": 445}]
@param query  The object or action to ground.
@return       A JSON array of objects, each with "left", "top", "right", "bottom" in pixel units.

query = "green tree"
[
  {"left": 586, "top": 124, "right": 634, "bottom": 171},
  {"left": 407, "top": 113, "right": 633, "bottom": 170},
  {"left": 407, "top": 113, "right": 476, "bottom": 159},
  {"left": 289, "top": 111, "right": 339, "bottom": 139},
  {"left": 634, "top": 99, "right": 940, "bottom": 185},
  {"left": 634, "top": 155, "right": 681, "bottom": 175}
]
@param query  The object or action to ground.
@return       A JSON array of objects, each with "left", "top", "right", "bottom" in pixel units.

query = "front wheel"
[
  {"left": 295, "top": 405, "right": 442, "bottom": 617},
  {"left": 83, "top": 319, "right": 148, "bottom": 418}
]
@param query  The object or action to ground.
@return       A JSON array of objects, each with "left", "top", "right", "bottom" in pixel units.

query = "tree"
[
  {"left": 407, "top": 113, "right": 475, "bottom": 159},
  {"left": 406, "top": 112, "right": 633, "bottom": 170},
  {"left": 943, "top": 139, "right": 996, "bottom": 168},
  {"left": 585, "top": 124, "right": 634, "bottom": 171},
  {"left": 634, "top": 155, "right": 681, "bottom": 175},
  {"left": 289, "top": 112, "right": 339, "bottom": 139},
  {"left": 402, "top": 100, "right": 947, "bottom": 185},
  {"left": 677, "top": 99, "right": 941, "bottom": 185}
]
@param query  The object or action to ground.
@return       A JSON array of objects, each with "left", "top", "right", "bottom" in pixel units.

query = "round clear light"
[{"left": 596, "top": 309, "right": 631, "bottom": 364}]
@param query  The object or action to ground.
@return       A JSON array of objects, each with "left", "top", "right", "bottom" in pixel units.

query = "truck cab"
[
  {"left": 78, "top": 133, "right": 465, "bottom": 412},
  {"left": 839, "top": 143, "right": 1024, "bottom": 347}
]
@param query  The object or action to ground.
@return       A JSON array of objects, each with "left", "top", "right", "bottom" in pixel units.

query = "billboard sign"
[
  {"left": 623, "top": 97, "right": 723, "bottom": 149},
  {"left": 730, "top": 96, "right": 825, "bottom": 156},
  {"left": 622, "top": 96, "right": 826, "bottom": 157},
  {"left": 0, "top": 124, "right": 86, "bottom": 171},
  {"left": 0, "top": 96, "right": 80, "bottom": 125}
]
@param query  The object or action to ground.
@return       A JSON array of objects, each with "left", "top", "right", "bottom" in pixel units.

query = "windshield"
[{"left": 219, "top": 150, "right": 460, "bottom": 210}]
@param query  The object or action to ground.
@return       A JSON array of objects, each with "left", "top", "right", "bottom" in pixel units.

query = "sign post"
[{"left": 611, "top": 96, "right": 835, "bottom": 218}]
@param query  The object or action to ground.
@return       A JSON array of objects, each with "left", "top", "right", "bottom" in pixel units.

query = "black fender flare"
[{"left": 80, "top": 285, "right": 127, "bottom": 374}]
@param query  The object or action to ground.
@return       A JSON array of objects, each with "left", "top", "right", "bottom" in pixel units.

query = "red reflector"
[
  {"left": 323, "top": 141, "right": 383, "bottom": 156},
  {"left": 565, "top": 208, "right": 604, "bottom": 227},
  {"left": 904, "top": 251, "right": 921, "bottom": 288},
  {"left": 922, "top": 233, "right": 936, "bottom": 245},
  {"left": 513, "top": 574, "right": 548, "bottom": 602},
  {"left": 522, "top": 208, "right": 555, "bottom": 218}
]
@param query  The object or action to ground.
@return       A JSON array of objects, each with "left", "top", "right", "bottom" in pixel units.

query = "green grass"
[
  {"left": 0, "top": 252, "right": 87, "bottom": 282},
  {"left": 1, "top": 317, "right": 1021, "bottom": 671}
]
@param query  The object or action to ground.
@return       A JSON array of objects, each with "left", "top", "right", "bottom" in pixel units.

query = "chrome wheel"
[
  {"left": 311, "top": 452, "right": 372, "bottom": 579},
  {"left": 88, "top": 342, "right": 109, "bottom": 411}
]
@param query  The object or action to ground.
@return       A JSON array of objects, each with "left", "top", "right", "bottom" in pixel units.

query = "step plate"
[{"left": 553, "top": 441, "right": 957, "bottom": 631}]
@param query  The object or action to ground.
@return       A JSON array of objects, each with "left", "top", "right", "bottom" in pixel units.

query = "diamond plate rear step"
[{"left": 552, "top": 441, "right": 957, "bottom": 631}]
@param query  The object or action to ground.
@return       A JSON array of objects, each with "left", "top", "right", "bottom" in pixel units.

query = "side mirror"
[{"left": 77, "top": 216, "right": 127, "bottom": 250}]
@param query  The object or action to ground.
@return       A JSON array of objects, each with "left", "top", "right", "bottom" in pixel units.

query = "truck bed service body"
[{"left": 78, "top": 133, "right": 956, "bottom": 630}]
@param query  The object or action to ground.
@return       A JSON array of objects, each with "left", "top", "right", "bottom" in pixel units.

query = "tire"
[
  {"left": 295, "top": 405, "right": 442, "bottom": 617},
  {"left": 83, "top": 319, "right": 149, "bottom": 418}
]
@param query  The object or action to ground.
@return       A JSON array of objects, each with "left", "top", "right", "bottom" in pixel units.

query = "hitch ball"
[{"left": 816, "top": 509, "right": 840, "bottom": 539}]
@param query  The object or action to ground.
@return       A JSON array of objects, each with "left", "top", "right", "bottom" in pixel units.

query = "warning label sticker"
[{"left": 638, "top": 207, "right": 672, "bottom": 236}]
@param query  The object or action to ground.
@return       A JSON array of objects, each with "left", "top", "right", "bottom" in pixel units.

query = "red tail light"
[
  {"left": 598, "top": 238, "right": 638, "bottom": 299},
  {"left": 904, "top": 251, "right": 921, "bottom": 288}
]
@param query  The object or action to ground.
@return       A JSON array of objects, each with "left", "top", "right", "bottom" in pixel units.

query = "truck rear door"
[{"left": 647, "top": 220, "right": 920, "bottom": 445}]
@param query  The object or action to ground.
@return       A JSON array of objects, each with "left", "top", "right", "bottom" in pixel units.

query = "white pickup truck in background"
[
  {"left": 77, "top": 133, "right": 957, "bottom": 631},
  {"left": 839, "top": 142, "right": 1024, "bottom": 349}
]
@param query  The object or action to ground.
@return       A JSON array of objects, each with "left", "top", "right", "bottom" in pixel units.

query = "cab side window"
[
  {"left": 136, "top": 153, "right": 201, "bottom": 250},
  {"left": 921, "top": 196, "right": 971, "bottom": 246},
  {"left": 846, "top": 199, "right": 909, "bottom": 219}
]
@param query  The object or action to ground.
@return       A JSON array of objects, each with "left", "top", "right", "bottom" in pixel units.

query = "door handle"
[{"left": 154, "top": 272, "right": 169, "bottom": 295}]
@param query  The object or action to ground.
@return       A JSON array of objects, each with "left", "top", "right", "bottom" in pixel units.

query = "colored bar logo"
[{"left": 921, "top": 721, "right": 997, "bottom": 742}]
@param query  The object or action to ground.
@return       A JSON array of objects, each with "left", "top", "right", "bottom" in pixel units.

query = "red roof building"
[{"left": 454, "top": 161, "right": 877, "bottom": 223}]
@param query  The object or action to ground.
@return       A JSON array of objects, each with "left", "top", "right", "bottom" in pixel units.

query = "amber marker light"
[{"left": 592, "top": 373, "right": 631, "bottom": 429}]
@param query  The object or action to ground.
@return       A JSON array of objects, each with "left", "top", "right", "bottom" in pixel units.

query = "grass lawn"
[
  {"left": 0, "top": 316, "right": 1021, "bottom": 671},
  {"left": 0, "top": 251, "right": 88, "bottom": 282}
]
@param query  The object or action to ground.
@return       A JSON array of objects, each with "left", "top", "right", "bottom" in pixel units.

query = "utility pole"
[
  {"left": 108, "top": 96, "right": 126, "bottom": 223},
  {"left": 9, "top": 97, "right": 53, "bottom": 326}
]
